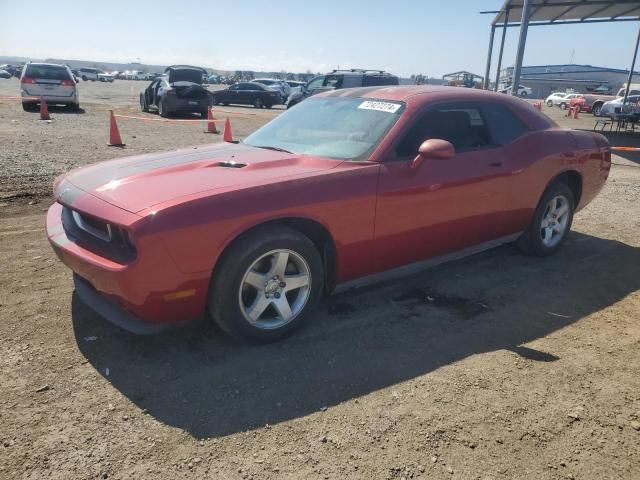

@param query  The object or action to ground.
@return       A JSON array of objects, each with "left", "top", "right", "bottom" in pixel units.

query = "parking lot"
[{"left": 1, "top": 78, "right": 639, "bottom": 480}]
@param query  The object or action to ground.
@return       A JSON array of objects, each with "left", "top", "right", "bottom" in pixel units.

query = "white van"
[{"left": 20, "top": 63, "right": 79, "bottom": 111}]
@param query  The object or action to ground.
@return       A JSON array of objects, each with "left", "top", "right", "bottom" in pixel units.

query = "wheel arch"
[
  {"left": 546, "top": 169, "right": 583, "bottom": 207},
  {"left": 212, "top": 216, "right": 338, "bottom": 294}
]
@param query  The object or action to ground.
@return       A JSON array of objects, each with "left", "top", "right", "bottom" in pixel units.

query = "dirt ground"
[{"left": 0, "top": 84, "right": 639, "bottom": 480}]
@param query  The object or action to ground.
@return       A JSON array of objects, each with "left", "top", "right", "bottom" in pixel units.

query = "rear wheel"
[
  {"left": 158, "top": 99, "right": 169, "bottom": 118},
  {"left": 546, "top": 100, "right": 553, "bottom": 107},
  {"left": 592, "top": 103, "right": 603, "bottom": 116},
  {"left": 67, "top": 103, "right": 80, "bottom": 112},
  {"left": 22, "top": 102, "right": 35, "bottom": 112},
  {"left": 81, "top": 75, "right": 88, "bottom": 81},
  {"left": 517, "top": 182, "right": 574, "bottom": 256},
  {"left": 208, "top": 226, "right": 323, "bottom": 343},
  {"left": 520, "top": 91, "right": 528, "bottom": 98},
  {"left": 200, "top": 110, "right": 208, "bottom": 118},
  {"left": 253, "top": 97, "right": 264, "bottom": 108},
  {"left": 560, "top": 103, "right": 567, "bottom": 110}
]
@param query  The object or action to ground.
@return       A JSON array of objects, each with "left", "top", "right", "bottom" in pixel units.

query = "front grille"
[{"left": 61, "top": 206, "right": 136, "bottom": 263}]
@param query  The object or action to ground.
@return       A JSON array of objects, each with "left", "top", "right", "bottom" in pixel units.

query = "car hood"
[{"left": 61, "top": 143, "right": 343, "bottom": 214}]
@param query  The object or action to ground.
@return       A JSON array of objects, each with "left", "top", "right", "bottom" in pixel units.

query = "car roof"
[
  {"left": 27, "top": 62, "right": 67, "bottom": 68},
  {"left": 319, "top": 85, "right": 511, "bottom": 103},
  {"left": 317, "top": 85, "right": 555, "bottom": 129}
]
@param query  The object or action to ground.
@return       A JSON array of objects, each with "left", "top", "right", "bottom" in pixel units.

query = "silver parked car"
[
  {"left": 252, "top": 78, "right": 290, "bottom": 101},
  {"left": 599, "top": 95, "right": 640, "bottom": 118},
  {"left": 20, "top": 63, "right": 79, "bottom": 111}
]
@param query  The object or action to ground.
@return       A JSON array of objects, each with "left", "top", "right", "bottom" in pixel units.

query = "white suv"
[
  {"left": 77, "top": 67, "right": 113, "bottom": 82},
  {"left": 20, "top": 63, "right": 79, "bottom": 111}
]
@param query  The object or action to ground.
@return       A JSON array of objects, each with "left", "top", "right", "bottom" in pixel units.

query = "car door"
[
  {"left": 146, "top": 79, "right": 158, "bottom": 107},
  {"left": 374, "top": 102, "right": 514, "bottom": 271},
  {"left": 226, "top": 84, "right": 243, "bottom": 104}
]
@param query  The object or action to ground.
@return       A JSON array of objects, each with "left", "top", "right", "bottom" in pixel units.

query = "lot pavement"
[{"left": 0, "top": 88, "right": 639, "bottom": 480}]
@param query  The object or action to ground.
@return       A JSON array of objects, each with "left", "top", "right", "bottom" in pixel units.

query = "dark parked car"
[
  {"left": 211, "top": 82, "right": 282, "bottom": 108},
  {"left": 287, "top": 69, "right": 399, "bottom": 108},
  {"left": 140, "top": 65, "right": 211, "bottom": 118}
]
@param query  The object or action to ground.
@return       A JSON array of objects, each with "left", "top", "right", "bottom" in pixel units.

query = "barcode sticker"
[{"left": 358, "top": 100, "right": 401, "bottom": 113}]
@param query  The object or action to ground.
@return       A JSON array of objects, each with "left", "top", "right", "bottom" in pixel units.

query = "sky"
[{"left": 0, "top": 0, "right": 638, "bottom": 77}]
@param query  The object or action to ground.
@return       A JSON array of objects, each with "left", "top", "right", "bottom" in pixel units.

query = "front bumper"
[{"left": 47, "top": 201, "right": 209, "bottom": 333}]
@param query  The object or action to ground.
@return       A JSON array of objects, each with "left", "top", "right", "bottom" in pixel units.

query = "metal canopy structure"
[
  {"left": 493, "top": 0, "right": 640, "bottom": 25},
  {"left": 483, "top": 0, "right": 640, "bottom": 101}
]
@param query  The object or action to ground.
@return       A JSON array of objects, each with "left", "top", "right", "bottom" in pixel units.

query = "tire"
[
  {"left": 520, "top": 91, "right": 528, "bottom": 98},
  {"left": 140, "top": 94, "right": 148, "bottom": 112},
  {"left": 200, "top": 110, "right": 208, "bottom": 119},
  {"left": 546, "top": 100, "right": 553, "bottom": 107},
  {"left": 560, "top": 103, "right": 567, "bottom": 110},
  {"left": 81, "top": 76, "right": 87, "bottom": 81},
  {"left": 208, "top": 225, "right": 324, "bottom": 343},
  {"left": 592, "top": 103, "right": 602, "bottom": 117},
  {"left": 67, "top": 103, "right": 80, "bottom": 112},
  {"left": 266, "top": 104, "right": 273, "bottom": 109},
  {"left": 517, "top": 182, "right": 574, "bottom": 257},
  {"left": 158, "top": 99, "right": 169, "bottom": 118},
  {"left": 253, "top": 97, "right": 264, "bottom": 108},
  {"left": 22, "top": 102, "right": 34, "bottom": 112}
]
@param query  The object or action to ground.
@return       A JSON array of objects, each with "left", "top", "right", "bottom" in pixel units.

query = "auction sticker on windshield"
[{"left": 358, "top": 100, "right": 402, "bottom": 113}]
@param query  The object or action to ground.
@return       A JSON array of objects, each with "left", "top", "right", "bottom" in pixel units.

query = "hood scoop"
[{"left": 215, "top": 160, "right": 247, "bottom": 169}]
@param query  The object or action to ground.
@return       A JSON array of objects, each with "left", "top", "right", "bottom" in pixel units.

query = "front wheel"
[
  {"left": 253, "top": 97, "right": 264, "bottom": 108},
  {"left": 520, "top": 91, "right": 528, "bottom": 98},
  {"left": 546, "top": 100, "right": 553, "bottom": 107},
  {"left": 208, "top": 226, "right": 323, "bottom": 343},
  {"left": 517, "top": 182, "right": 574, "bottom": 256},
  {"left": 560, "top": 103, "right": 567, "bottom": 110}
]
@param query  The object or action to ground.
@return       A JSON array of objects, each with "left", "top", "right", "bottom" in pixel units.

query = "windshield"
[{"left": 244, "top": 97, "right": 404, "bottom": 160}]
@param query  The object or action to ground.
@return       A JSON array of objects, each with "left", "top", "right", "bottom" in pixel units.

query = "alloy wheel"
[
  {"left": 540, "top": 195, "right": 570, "bottom": 248},
  {"left": 238, "top": 249, "right": 311, "bottom": 330}
]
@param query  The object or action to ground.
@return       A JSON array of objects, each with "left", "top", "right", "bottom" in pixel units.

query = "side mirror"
[{"left": 411, "top": 139, "right": 455, "bottom": 169}]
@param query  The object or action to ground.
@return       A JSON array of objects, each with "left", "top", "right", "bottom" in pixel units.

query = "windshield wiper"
[{"left": 251, "top": 145, "right": 295, "bottom": 154}]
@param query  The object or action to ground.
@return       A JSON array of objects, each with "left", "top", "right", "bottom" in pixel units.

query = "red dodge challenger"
[{"left": 47, "top": 86, "right": 611, "bottom": 342}]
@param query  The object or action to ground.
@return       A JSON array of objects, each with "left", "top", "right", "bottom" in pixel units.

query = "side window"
[
  {"left": 306, "top": 76, "right": 324, "bottom": 90},
  {"left": 481, "top": 103, "right": 529, "bottom": 145},
  {"left": 324, "top": 75, "right": 343, "bottom": 88},
  {"left": 396, "top": 106, "right": 492, "bottom": 156},
  {"left": 229, "top": 84, "right": 240, "bottom": 90}
]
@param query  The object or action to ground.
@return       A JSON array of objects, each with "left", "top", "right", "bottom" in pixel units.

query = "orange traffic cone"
[
  {"left": 223, "top": 117, "right": 234, "bottom": 142},
  {"left": 206, "top": 107, "right": 218, "bottom": 134},
  {"left": 39, "top": 96, "right": 50, "bottom": 120},
  {"left": 108, "top": 110, "right": 125, "bottom": 147}
]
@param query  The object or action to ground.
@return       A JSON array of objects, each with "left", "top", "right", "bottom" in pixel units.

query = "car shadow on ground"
[
  {"left": 72, "top": 232, "right": 640, "bottom": 439},
  {"left": 27, "top": 105, "right": 86, "bottom": 115}
]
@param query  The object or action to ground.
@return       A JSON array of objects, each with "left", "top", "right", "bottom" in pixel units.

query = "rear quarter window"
[
  {"left": 481, "top": 103, "right": 530, "bottom": 145},
  {"left": 363, "top": 75, "right": 399, "bottom": 87}
]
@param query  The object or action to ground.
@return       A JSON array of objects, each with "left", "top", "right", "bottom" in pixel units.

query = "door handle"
[{"left": 489, "top": 161, "right": 503, "bottom": 167}]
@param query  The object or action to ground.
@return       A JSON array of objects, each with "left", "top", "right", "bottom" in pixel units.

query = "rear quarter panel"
[{"left": 501, "top": 128, "right": 609, "bottom": 233}]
